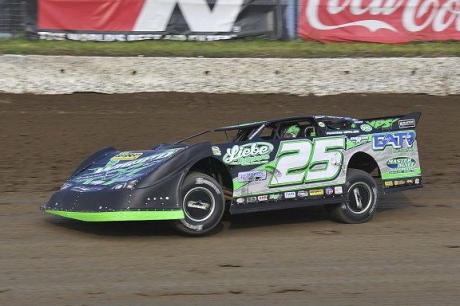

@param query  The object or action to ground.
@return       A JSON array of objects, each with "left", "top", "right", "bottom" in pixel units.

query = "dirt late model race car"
[{"left": 42, "top": 112, "right": 423, "bottom": 235}]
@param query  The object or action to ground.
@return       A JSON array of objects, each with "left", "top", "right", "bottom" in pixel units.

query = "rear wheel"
[
  {"left": 327, "top": 169, "right": 378, "bottom": 224},
  {"left": 171, "top": 172, "right": 225, "bottom": 235}
]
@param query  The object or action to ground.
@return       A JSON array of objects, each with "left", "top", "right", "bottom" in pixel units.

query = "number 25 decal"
[{"left": 269, "top": 137, "right": 345, "bottom": 187}]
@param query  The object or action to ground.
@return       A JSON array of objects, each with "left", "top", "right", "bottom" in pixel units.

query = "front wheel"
[
  {"left": 171, "top": 172, "right": 225, "bottom": 236},
  {"left": 327, "top": 169, "right": 378, "bottom": 224}
]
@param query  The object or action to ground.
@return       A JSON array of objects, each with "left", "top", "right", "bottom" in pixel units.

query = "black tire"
[
  {"left": 327, "top": 169, "right": 378, "bottom": 224},
  {"left": 171, "top": 172, "right": 225, "bottom": 236}
]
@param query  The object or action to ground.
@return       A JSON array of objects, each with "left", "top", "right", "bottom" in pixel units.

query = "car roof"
[{"left": 213, "top": 115, "right": 360, "bottom": 131}]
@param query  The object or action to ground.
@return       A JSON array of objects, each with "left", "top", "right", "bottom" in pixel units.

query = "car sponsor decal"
[
  {"left": 72, "top": 148, "right": 183, "bottom": 185},
  {"left": 237, "top": 170, "right": 267, "bottom": 182},
  {"left": 393, "top": 147, "right": 415, "bottom": 154},
  {"left": 212, "top": 146, "right": 221, "bottom": 156},
  {"left": 385, "top": 177, "right": 421, "bottom": 188},
  {"left": 326, "top": 129, "right": 359, "bottom": 135},
  {"left": 386, "top": 157, "right": 417, "bottom": 174},
  {"left": 347, "top": 135, "right": 370, "bottom": 149},
  {"left": 334, "top": 186, "right": 343, "bottom": 195},
  {"left": 398, "top": 119, "right": 416, "bottom": 129},
  {"left": 236, "top": 198, "right": 245, "bottom": 204},
  {"left": 297, "top": 190, "right": 309, "bottom": 197},
  {"left": 223, "top": 142, "right": 274, "bottom": 166},
  {"left": 372, "top": 131, "right": 415, "bottom": 150},
  {"left": 360, "top": 124, "right": 373, "bottom": 132},
  {"left": 269, "top": 193, "right": 282, "bottom": 201},
  {"left": 111, "top": 152, "right": 143, "bottom": 161},
  {"left": 309, "top": 189, "right": 324, "bottom": 196},
  {"left": 384, "top": 181, "right": 394, "bottom": 187},
  {"left": 366, "top": 118, "right": 398, "bottom": 129},
  {"left": 257, "top": 195, "right": 268, "bottom": 201},
  {"left": 284, "top": 191, "right": 296, "bottom": 199}
]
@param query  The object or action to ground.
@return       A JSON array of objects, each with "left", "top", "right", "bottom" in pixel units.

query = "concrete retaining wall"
[{"left": 1, "top": 55, "right": 459, "bottom": 95}]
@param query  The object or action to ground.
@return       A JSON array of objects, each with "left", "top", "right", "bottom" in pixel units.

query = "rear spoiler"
[{"left": 363, "top": 112, "right": 421, "bottom": 130}]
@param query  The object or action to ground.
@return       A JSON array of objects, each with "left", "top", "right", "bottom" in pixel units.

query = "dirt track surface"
[{"left": 1, "top": 93, "right": 459, "bottom": 305}]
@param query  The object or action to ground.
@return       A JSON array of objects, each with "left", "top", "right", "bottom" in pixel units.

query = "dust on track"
[{"left": 0, "top": 93, "right": 459, "bottom": 305}]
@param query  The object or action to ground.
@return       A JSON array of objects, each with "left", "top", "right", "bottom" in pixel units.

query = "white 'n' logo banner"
[{"left": 134, "top": 0, "right": 244, "bottom": 32}]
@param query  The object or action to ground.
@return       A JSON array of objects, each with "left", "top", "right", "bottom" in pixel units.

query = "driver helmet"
[{"left": 284, "top": 125, "right": 300, "bottom": 139}]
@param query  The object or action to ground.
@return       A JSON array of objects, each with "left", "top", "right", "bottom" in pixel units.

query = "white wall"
[{"left": 1, "top": 55, "right": 458, "bottom": 95}]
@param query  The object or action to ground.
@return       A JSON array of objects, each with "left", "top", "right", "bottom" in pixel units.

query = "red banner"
[
  {"left": 35, "top": 0, "right": 276, "bottom": 41},
  {"left": 298, "top": 0, "right": 460, "bottom": 43},
  {"left": 38, "top": 0, "right": 144, "bottom": 31}
]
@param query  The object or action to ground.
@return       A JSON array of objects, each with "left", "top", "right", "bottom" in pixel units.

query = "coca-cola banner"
[
  {"left": 299, "top": 0, "right": 460, "bottom": 43},
  {"left": 29, "top": 0, "right": 281, "bottom": 41}
]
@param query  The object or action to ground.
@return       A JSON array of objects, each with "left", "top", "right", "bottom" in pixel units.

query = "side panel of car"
[
  {"left": 211, "top": 114, "right": 422, "bottom": 214},
  {"left": 345, "top": 114, "right": 423, "bottom": 192},
  {"left": 212, "top": 136, "right": 348, "bottom": 213}
]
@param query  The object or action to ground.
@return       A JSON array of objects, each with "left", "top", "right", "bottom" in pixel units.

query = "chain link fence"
[{"left": 0, "top": 0, "right": 24, "bottom": 37}]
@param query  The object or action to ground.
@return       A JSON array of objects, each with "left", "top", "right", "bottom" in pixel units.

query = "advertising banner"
[
  {"left": 28, "top": 0, "right": 278, "bottom": 41},
  {"left": 298, "top": 0, "right": 460, "bottom": 43}
]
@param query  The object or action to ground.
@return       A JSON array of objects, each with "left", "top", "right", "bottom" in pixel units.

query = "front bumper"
[{"left": 42, "top": 172, "right": 186, "bottom": 222}]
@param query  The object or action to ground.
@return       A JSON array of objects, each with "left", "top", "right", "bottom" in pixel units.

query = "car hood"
[{"left": 63, "top": 147, "right": 185, "bottom": 191}]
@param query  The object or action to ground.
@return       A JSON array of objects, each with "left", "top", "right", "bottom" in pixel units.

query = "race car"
[{"left": 42, "top": 112, "right": 423, "bottom": 235}]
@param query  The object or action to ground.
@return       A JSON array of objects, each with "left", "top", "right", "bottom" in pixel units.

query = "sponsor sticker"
[
  {"left": 246, "top": 197, "right": 257, "bottom": 203},
  {"left": 257, "top": 195, "right": 268, "bottom": 202},
  {"left": 415, "top": 178, "right": 420, "bottom": 185},
  {"left": 366, "top": 118, "right": 398, "bottom": 129},
  {"left": 360, "top": 124, "right": 373, "bottom": 132},
  {"left": 73, "top": 149, "right": 181, "bottom": 186},
  {"left": 394, "top": 180, "right": 406, "bottom": 186},
  {"left": 334, "top": 186, "right": 343, "bottom": 195},
  {"left": 384, "top": 181, "right": 394, "bottom": 187},
  {"left": 326, "top": 129, "right": 359, "bottom": 135},
  {"left": 309, "top": 189, "right": 324, "bottom": 196},
  {"left": 325, "top": 187, "right": 334, "bottom": 196},
  {"left": 237, "top": 170, "right": 267, "bottom": 183},
  {"left": 386, "top": 157, "right": 417, "bottom": 174},
  {"left": 223, "top": 142, "right": 274, "bottom": 166},
  {"left": 236, "top": 198, "right": 245, "bottom": 204},
  {"left": 393, "top": 147, "right": 415, "bottom": 154},
  {"left": 398, "top": 119, "right": 416, "bottom": 129},
  {"left": 269, "top": 193, "right": 282, "bottom": 201},
  {"left": 297, "top": 190, "right": 309, "bottom": 198},
  {"left": 349, "top": 135, "right": 369, "bottom": 146},
  {"left": 284, "top": 191, "right": 296, "bottom": 199},
  {"left": 212, "top": 146, "right": 221, "bottom": 156},
  {"left": 111, "top": 152, "right": 143, "bottom": 161},
  {"left": 373, "top": 131, "right": 415, "bottom": 150}
]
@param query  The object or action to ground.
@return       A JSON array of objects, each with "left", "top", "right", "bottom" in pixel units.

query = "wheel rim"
[
  {"left": 183, "top": 187, "right": 215, "bottom": 222},
  {"left": 347, "top": 182, "right": 373, "bottom": 214}
]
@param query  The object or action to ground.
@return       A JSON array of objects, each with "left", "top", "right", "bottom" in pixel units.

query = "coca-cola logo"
[{"left": 304, "top": 0, "right": 460, "bottom": 34}]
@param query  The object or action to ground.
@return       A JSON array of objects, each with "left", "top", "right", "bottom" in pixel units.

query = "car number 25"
[{"left": 269, "top": 137, "right": 346, "bottom": 187}]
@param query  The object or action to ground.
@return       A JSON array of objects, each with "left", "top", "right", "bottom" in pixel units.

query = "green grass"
[{"left": 1, "top": 37, "right": 460, "bottom": 57}]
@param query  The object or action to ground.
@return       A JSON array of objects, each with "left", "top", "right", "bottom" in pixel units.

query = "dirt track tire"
[
  {"left": 171, "top": 172, "right": 225, "bottom": 236},
  {"left": 327, "top": 169, "right": 378, "bottom": 224}
]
